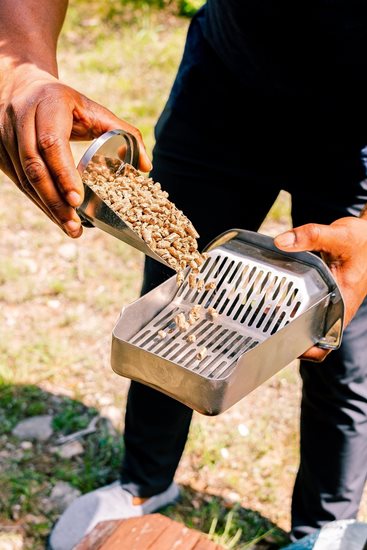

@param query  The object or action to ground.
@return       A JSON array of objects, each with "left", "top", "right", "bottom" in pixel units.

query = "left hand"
[{"left": 274, "top": 216, "right": 367, "bottom": 362}]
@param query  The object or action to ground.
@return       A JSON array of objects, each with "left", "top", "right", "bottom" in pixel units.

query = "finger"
[
  {"left": 72, "top": 97, "right": 153, "bottom": 172},
  {"left": 299, "top": 345, "right": 331, "bottom": 363},
  {"left": 35, "top": 98, "right": 84, "bottom": 207},
  {"left": 274, "top": 223, "right": 343, "bottom": 255},
  {"left": 1, "top": 133, "right": 60, "bottom": 226},
  {"left": 4, "top": 159, "right": 65, "bottom": 229},
  {"left": 16, "top": 111, "right": 82, "bottom": 237}
]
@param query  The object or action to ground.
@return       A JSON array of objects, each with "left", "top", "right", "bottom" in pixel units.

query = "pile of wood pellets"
[{"left": 82, "top": 158, "right": 206, "bottom": 287}]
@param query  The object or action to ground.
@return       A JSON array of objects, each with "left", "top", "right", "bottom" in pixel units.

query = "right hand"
[
  {"left": 274, "top": 217, "right": 367, "bottom": 362},
  {"left": 0, "top": 66, "right": 152, "bottom": 237}
]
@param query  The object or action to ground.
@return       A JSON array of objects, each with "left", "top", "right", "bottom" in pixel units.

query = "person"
[{"left": 1, "top": 1, "right": 367, "bottom": 549}]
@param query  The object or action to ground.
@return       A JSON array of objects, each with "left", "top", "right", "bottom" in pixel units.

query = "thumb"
[
  {"left": 274, "top": 223, "right": 339, "bottom": 254},
  {"left": 73, "top": 95, "right": 153, "bottom": 173}
]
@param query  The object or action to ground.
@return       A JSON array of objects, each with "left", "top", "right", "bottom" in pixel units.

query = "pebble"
[
  {"left": 101, "top": 405, "right": 121, "bottom": 427},
  {"left": 12, "top": 415, "right": 53, "bottom": 442},
  {"left": 0, "top": 533, "right": 23, "bottom": 550},
  {"left": 20, "top": 441, "right": 33, "bottom": 450},
  {"left": 51, "top": 440, "right": 84, "bottom": 459},
  {"left": 58, "top": 243, "right": 78, "bottom": 261},
  {"left": 220, "top": 448, "right": 229, "bottom": 459},
  {"left": 238, "top": 423, "right": 250, "bottom": 437},
  {"left": 47, "top": 299, "right": 61, "bottom": 309}
]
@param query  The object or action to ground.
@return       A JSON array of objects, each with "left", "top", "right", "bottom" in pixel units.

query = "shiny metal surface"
[
  {"left": 76, "top": 129, "right": 173, "bottom": 268},
  {"left": 111, "top": 229, "right": 344, "bottom": 415}
]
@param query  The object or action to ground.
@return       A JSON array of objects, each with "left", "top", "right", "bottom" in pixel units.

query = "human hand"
[
  {"left": 0, "top": 67, "right": 152, "bottom": 237},
  {"left": 274, "top": 217, "right": 367, "bottom": 362}
]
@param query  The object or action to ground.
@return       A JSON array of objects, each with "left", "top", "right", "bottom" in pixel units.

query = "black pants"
[{"left": 120, "top": 10, "right": 367, "bottom": 539}]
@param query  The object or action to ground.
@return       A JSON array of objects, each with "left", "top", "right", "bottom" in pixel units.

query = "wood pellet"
[
  {"left": 207, "top": 306, "right": 219, "bottom": 320},
  {"left": 196, "top": 347, "right": 207, "bottom": 361},
  {"left": 205, "top": 281, "right": 216, "bottom": 291},
  {"left": 174, "top": 313, "right": 189, "bottom": 332},
  {"left": 83, "top": 159, "right": 205, "bottom": 283},
  {"left": 188, "top": 305, "right": 202, "bottom": 325}
]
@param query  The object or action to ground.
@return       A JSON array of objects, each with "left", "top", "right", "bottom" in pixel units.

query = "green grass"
[
  {"left": 163, "top": 491, "right": 289, "bottom": 548},
  {"left": 0, "top": 383, "right": 126, "bottom": 546}
]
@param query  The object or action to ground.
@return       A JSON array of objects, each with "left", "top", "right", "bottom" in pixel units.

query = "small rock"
[
  {"left": 22, "top": 258, "right": 38, "bottom": 274},
  {"left": 47, "top": 299, "right": 61, "bottom": 309},
  {"left": 97, "top": 395, "right": 113, "bottom": 406},
  {"left": 52, "top": 440, "right": 84, "bottom": 459},
  {"left": 238, "top": 423, "right": 250, "bottom": 437},
  {"left": 12, "top": 415, "right": 53, "bottom": 442},
  {"left": 226, "top": 491, "right": 240, "bottom": 503},
  {"left": 23, "top": 514, "right": 45, "bottom": 524},
  {"left": 58, "top": 243, "right": 77, "bottom": 260},
  {"left": 0, "top": 450, "right": 11, "bottom": 459},
  {"left": 100, "top": 405, "right": 121, "bottom": 428},
  {"left": 11, "top": 504, "right": 21, "bottom": 521},
  {"left": 0, "top": 533, "right": 23, "bottom": 550},
  {"left": 49, "top": 481, "right": 81, "bottom": 513},
  {"left": 220, "top": 448, "right": 229, "bottom": 459},
  {"left": 20, "top": 441, "right": 33, "bottom": 450}
]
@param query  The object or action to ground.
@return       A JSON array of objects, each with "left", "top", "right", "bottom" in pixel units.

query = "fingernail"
[
  {"left": 64, "top": 220, "right": 81, "bottom": 236},
  {"left": 275, "top": 232, "right": 296, "bottom": 247},
  {"left": 66, "top": 191, "right": 82, "bottom": 207}
]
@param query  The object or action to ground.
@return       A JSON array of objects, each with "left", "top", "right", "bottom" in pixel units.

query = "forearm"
[
  {"left": 0, "top": 0, "right": 151, "bottom": 237},
  {"left": 0, "top": 0, "right": 68, "bottom": 77}
]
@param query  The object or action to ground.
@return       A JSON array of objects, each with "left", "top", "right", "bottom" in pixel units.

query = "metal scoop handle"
[{"left": 76, "top": 130, "right": 173, "bottom": 268}]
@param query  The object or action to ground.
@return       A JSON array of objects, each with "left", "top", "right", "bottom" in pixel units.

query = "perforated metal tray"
[{"left": 111, "top": 229, "right": 344, "bottom": 415}]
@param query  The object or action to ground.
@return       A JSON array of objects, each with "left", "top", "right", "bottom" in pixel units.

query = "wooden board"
[{"left": 75, "top": 513, "right": 223, "bottom": 550}]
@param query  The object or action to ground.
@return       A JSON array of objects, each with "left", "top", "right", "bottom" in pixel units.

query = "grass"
[{"left": 1, "top": 1, "right": 361, "bottom": 549}]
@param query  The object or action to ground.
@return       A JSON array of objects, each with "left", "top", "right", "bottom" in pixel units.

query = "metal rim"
[{"left": 77, "top": 129, "right": 139, "bottom": 174}]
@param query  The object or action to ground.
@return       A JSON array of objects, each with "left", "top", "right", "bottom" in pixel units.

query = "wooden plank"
[
  {"left": 193, "top": 539, "right": 223, "bottom": 550},
  {"left": 147, "top": 521, "right": 202, "bottom": 549},
  {"left": 99, "top": 514, "right": 171, "bottom": 549},
  {"left": 76, "top": 514, "right": 224, "bottom": 550},
  {"left": 74, "top": 520, "right": 120, "bottom": 550}
]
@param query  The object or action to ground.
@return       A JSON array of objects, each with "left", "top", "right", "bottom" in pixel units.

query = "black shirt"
[{"left": 202, "top": 0, "right": 367, "bottom": 97}]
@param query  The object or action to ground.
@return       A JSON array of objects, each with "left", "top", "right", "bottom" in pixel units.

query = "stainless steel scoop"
[
  {"left": 111, "top": 229, "right": 344, "bottom": 415},
  {"left": 77, "top": 129, "right": 172, "bottom": 268}
]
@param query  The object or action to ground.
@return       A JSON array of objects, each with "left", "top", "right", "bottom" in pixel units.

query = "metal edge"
[
  {"left": 221, "top": 295, "right": 330, "bottom": 411},
  {"left": 76, "top": 129, "right": 139, "bottom": 174},
  {"left": 110, "top": 338, "right": 227, "bottom": 415}
]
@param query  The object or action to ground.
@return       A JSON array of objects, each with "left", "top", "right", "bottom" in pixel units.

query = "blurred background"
[{"left": 1, "top": 1, "right": 360, "bottom": 549}]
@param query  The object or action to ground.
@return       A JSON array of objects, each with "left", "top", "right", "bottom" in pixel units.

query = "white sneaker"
[
  {"left": 48, "top": 481, "right": 180, "bottom": 550},
  {"left": 313, "top": 519, "right": 367, "bottom": 550}
]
